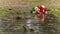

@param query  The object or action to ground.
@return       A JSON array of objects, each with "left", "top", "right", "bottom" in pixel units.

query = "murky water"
[{"left": 0, "top": 13, "right": 58, "bottom": 34}]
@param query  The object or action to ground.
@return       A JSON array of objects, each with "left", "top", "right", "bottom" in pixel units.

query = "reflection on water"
[{"left": 25, "top": 14, "right": 42, "bottom": 34}]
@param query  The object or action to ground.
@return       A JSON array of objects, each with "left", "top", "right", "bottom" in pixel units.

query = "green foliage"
[
  {"left": 0, "top": 8, "right": 9, "bottom": 16},
  {"left": 50, "top": 7, "right": 60, "bottom": 18}
]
